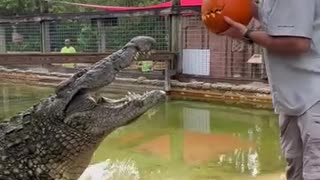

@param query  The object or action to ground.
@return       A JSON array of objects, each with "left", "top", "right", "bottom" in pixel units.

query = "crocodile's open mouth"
[
  {"left": 133, "top": 50, "right": 154, "bottom": 61},
  {"left": 94, "top": 48, "right": 162, "bottom": 107}
]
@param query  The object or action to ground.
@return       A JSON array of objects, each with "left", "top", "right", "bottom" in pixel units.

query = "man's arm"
[
  {"left": 249, "top": 0, "right": 314, "bottom": 56},
  {"left": 222, "top": 0, "right": 315, "bottom": 56},
  {"left": 248, "top": 31, "right": 311, "bottom": 55}
]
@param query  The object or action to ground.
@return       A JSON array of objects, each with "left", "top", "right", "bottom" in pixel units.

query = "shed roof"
[{"left": 56, "top": 0, "right": 202, "bottom": 12}]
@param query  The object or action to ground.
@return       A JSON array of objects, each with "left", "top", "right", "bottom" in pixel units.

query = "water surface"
[{"left": 0, "top": 82, "right": 285, "bottom": 179}]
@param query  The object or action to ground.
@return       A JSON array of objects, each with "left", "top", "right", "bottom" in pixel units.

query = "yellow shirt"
[
  {"left": 60, "top": 46, "right": 76, "bottom": 53},
  {"left": 60, "top": 46, "right": 77, "bottom": 68}
]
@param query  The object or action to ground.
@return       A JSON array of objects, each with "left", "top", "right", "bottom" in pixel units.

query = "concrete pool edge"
[{"left": 0, "top": 68, "right": 272, "bottom": 109}]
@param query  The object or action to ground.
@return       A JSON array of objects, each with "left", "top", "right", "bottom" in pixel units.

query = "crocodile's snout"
[{"left": 130, "top": 36, "right": 156, "bottom": 52}]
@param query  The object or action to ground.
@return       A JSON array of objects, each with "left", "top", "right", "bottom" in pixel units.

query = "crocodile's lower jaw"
[{"left": 97, "top": 91, "right": 162, "bottom": 106}]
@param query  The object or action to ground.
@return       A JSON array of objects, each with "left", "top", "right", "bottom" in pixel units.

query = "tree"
[{"left": 0, "top": 0, "right": 39, "bottom": 15}]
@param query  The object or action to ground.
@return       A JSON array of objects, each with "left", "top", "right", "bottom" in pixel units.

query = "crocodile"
[{"left": 0, "top": 36, "right": 166, "bottom": 180}]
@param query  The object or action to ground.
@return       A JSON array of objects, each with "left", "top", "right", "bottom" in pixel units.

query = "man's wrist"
[{"left": 243, "top": 29, "right": 254, "bottom": 44}]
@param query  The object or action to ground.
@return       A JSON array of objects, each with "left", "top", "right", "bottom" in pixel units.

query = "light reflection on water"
[
  {"left": 0, "top": 82, "right": 286, "bottom": 179},
  {"left": 0, "top": 82, "right": 54, "bottom": 120},
  {"left": 79, "top": 159, "right": 140, "bottom": 180}
]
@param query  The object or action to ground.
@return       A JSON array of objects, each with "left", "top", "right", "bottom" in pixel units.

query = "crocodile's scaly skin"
[{"left": 0, "top": 36, "right": 166, "bottom": 180}]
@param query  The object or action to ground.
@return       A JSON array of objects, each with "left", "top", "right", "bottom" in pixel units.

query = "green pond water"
[{"left": 0, "top": 82, "right": 286, "bottom": 180}]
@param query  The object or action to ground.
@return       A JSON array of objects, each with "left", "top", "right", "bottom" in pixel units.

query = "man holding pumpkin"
[{"left": 220, "top": 0, "right": 320, "bottom": 179}]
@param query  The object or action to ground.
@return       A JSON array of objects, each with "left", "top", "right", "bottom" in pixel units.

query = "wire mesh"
[
  {"left": 0, "top": 15, "right": 169, "bottom": 53},
  {"left": 49, "top": 19, "right": 99, "bottom": 53},
  {"left": 180, "top": 15, "right": 266, "bottom": 80},
  {"left": 100, "top": 16, "right": 169, "bottom": 51},
  {"left": 1, "top": 22, "right": 41, "bottom": 52},
  {"left": 47, "top": 16, "right": 169, "bottom": 53},
  {"left": 0, "top": 12, "right": 267, "bottom": 81}
]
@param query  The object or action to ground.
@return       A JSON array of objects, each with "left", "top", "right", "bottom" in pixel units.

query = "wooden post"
[
  {"left": 170, "top": 0, "right": 181, "bottom": 52},
  {"left": 40, "top": 0, "right": 50, "bottom": 52},
  {"left": 97, "top": 19, "right": 106, "bottom": 53},
  {"left": 40, "top": 21, "right": 50, "bottom": 52},
  {"left": 167, "top": 0, "right": 181, "bottom": 91}
]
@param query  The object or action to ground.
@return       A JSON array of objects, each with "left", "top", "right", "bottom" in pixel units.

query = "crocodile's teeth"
[
  {"left": 127, "top": 91, "right": 140, "bottom": 99},
  {"left": 125, "top": 95, "right": 133, "bottom": 101},
  {"left": 134, "top": 53, "right": 139, "bottom": 60},
  {"left": 88, "top": 96, "right": 97, "bottom": 103},
  {"left": 133, "top": 92, "right": 140, "bottom": 98}
]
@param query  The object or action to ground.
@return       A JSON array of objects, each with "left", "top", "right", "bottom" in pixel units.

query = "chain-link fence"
[
  {"left": 1, "top": 22, "right": 41, "bottom": 52},
  {"left": 0, "top": 16, "right": 169, "bottom": 53},
  {"left": 0, "top": 10, "right": 266, "bottom": 81},
  {"left": 180, "top": 14, "right": 266, "bottom": 80}
]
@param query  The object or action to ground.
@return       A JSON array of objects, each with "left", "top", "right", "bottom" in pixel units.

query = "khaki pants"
[{"left": 279, "top": 101, "right": 320, "bottom": 180}]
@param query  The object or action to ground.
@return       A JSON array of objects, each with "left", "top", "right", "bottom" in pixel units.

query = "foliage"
[
  {"left": 104, "top": 16, "right": 168, "bottom": 51},
  {"left": 76, "top": 24, "right": 99, "bottom": 52},
  {"left": 0, "top": 0, "right": 39, "bottom": 15},
  {"left": 5, "top": 23, "right": 41, "bottom": 52}
]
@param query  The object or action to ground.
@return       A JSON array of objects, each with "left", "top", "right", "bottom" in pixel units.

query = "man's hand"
[{"left": 219, "top": 16, "right": 248, "bottom": 40}]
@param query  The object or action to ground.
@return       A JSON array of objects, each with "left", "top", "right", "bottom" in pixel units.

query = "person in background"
[
  {"left": 60, "top": 39, "right": 77, "bottom": 68},
  {"left": 60, "top": 39, "right": 76, "bottom": 54},
  {"left": 220, "top": 0, "right": 320, "bottom": 180}
]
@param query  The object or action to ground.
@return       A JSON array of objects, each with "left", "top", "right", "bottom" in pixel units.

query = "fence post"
[
  {"left": 97, "top": 19, "right": 106, "bottom": 53},
  {"left": 40, "top": 21, "right": 51, "bottom": 53},
  {"left": 40, "top": 0, "right": 50, "bottom": 53},
  {"left": 167, "top": 0, "right": 181, "bottom": 91},
  {"left": 0, "top": 26, "right": 6, "bottom": 53}
]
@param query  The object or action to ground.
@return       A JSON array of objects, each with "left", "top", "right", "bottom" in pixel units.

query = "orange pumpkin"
[{"left": 201, "top": 0, "right": 253, "bottom": 34}]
